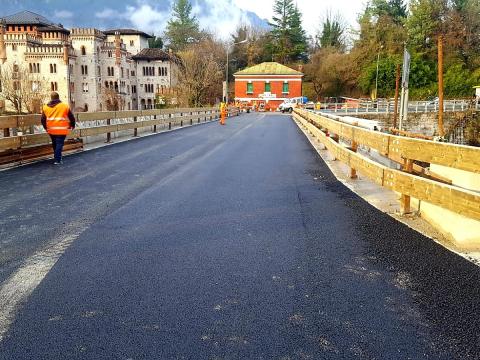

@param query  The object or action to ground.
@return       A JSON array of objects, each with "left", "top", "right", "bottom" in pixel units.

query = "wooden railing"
[
  {"left": 293, "top": 109, "right": 480, "bottom": 221},
  {"left": 0, "top": 107, "right": 240, "bottom": 153}
]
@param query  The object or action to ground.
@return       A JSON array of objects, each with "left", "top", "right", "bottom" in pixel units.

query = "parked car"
[{"left": 278, "top": 97, "right": 309, "bottom": 113}]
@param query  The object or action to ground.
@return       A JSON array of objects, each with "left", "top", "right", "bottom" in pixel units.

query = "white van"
[{"left": 278, "top": 97, "right": 305, "bottom": 113}]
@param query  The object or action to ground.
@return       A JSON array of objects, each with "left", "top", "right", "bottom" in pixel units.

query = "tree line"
[
  {"left": 163, "top": 0, "right": 480, "bottom": 106},
  {"left": 305, "top": 0, "right": 480, "bottom": 100}
]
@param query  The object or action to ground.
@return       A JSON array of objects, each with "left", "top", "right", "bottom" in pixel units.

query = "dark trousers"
[{"left": 49, "top": 135, "right": 66, "bottom": 162}]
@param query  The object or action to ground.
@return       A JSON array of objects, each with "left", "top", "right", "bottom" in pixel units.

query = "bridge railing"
[
  {"left": 293, "top": 108, "right": 480, "bottom": 221},
  {"left": 0, "top": 107, "right": 240, "bottom": 154},
  {"left": 316, "top": 100, "right": 479, "bottom": 114}
]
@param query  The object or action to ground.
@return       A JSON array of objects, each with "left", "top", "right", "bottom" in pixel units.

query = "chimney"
[
  {"left": 0, "top": 19, "right": 7, "bottom": 64},
  {"left": 115, "top": 31, "right": 121, "bottom": 66},
  {"left": 63, "top": 41, "right": 69, "bottom": 65}
]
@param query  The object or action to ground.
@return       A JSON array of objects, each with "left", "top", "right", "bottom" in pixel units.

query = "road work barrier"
[
  {"left": 293, "top": 109, "right": 480, "bottom": 224},
  {"left": 0, "top": 107, "right": 240, "bottom": 165}
]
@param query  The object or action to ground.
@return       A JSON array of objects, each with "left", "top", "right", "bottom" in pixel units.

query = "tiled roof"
[
  {"left": 131, "top": 48, "right": 178, "bottom": 62},
  {"left": 103, "top": 29, "right": 153, "bottom": 39},
  {"left": 2, "top": 10, "right": 54, "bottom": 26},
  {"left": 234, "top": 62, "right": 303, "bottom": 76},
  {"left": 37, "top": 25, "right": 70, "bottom": 34}
]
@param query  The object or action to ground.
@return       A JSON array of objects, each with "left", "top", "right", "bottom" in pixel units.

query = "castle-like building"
[{"left": 0, "top": 11, "right": 179, "bottom": 113}]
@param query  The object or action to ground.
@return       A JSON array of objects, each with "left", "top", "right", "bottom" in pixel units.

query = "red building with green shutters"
[{"left": 234, "top": 62, "right": 303, "bottom": 109}]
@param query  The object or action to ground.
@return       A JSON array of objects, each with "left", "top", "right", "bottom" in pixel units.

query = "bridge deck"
[{"left": 0, "top": 113, "right": 479, "bottom": 359}]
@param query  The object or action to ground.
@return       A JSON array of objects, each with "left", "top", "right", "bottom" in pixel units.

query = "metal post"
[
  {"left": 225, "top": 50, "right": 229, "bottom": 103},
  {"left": 438, "top": 35, "right": 445, "bottom": 137},
  {"left": 375, "top": 52, "right": 380, "bottom": 100},
  {"left": 393, "top": 64, "right": 400, "bottom": 129},
  {"left": 106, "top": 118, "right": 111, "bottom": 143}
]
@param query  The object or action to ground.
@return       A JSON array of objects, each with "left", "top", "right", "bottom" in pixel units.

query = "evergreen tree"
[
  {"left": 148, "top": 35, "right": 163, "bottom": 49},
  {"left": 318, "top": 13, "right": 345, "bottom": 51},
  {"left": 289, "top": 5, "right": 308, "bottom": 61},
  {"left": 164, "top": 0, "right": 202, "bottom": 52},
  {"left": 269, "top": 0, "right": 308, "bottom": 63}
]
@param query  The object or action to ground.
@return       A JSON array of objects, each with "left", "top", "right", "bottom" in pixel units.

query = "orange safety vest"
[
  {"left": 220, "top": 102, "right": 227, "bottom": 115},
  {"left": 43, "top": 102, "right": 71, "bottom": 135}
]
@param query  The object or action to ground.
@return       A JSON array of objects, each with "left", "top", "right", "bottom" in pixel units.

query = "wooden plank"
[
  {"left": 20, "top": 133, "right": 50, "bottom": 147},
  {"left": 17, "top": 114, "right": 41, "bottom": 127},
  {"left": 384, "top": 169, "right": 480, "bottom": 220},
  {"left": 76, "top": 111, "right": 116, "bottom": 122},
  {"left": 139, "top": 109, "right": 158, "bottom": 117},
  {"left": 116, "top": 122, "right": 140, "bottom": 131},
  {"left": 116, "top": 110, "right": 141, "bottom": 118},
  {"left": 0, "top": 116, "right": 18, "bottom": 129},
  {"left": 0, "top": 136, "right": 21, "bottom": 151},
  {"left": 80, "top": 125, "right": 118, "bottom": 137},
  {"left": 390, "top": 137, "right": 480, "bottom": 173}
]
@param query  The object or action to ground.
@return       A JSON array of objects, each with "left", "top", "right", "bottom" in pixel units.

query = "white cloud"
[
  {"left": 95, "top": 8, "right": 125, "bottom": 19},
  {"left": 54, "top": 10, "right": 73, "bottom": 19},
  {"left": 96, "top": 0, "right": 366, "bottom": 41},
  {"left": 197, "top": 0, "right": 252, "bottom": 39},
  {"left": 126, "top": 4, "right": 170, "bottom": 34},
  {"left": 234, "top": 0, "right": 366, "bottom": 36}
]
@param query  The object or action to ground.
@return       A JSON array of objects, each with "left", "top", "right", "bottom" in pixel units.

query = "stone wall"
[{"left": 355, "top": 111, "right": 468, "bottom": 137}]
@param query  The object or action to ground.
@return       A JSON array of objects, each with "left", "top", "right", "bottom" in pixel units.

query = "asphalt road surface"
[{"left": 0, "top": 113, "right": 479, "bottom": 359}]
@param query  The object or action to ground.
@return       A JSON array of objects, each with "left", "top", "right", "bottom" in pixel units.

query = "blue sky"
[{"left": 1, "top": 0, "right": 365, "bottom": 39}]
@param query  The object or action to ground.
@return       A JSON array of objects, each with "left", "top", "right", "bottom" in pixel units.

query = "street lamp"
[{"left": 225, "top": 39, "right": 247, "bottom": 104}]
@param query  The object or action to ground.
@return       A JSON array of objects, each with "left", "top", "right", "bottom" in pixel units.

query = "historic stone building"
[{"left": 0, "top": 11, "right": 179, "bottom": 113}]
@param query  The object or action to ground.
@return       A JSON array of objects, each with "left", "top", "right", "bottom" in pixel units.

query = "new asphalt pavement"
[{"left": 0, "top": 113, "right": 479, "bottom": 359}]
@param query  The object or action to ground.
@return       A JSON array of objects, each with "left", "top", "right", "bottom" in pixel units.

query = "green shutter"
[
  {"left": 265, "top": 82, "right": 271, "bottom": 92},
  {"left": 247, "top": 82, "right": 253, "bottom": 94},
  {"left": 283, "top": 82, "right": 289, "bottom": 93}
]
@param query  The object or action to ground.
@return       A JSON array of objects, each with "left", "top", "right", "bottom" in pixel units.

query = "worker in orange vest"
[
  {"left": 220, "top": 101, "right": 227, "bottom": 125},
  {"left": 41, "top": 92, "right": 76, "bottom": 165}
]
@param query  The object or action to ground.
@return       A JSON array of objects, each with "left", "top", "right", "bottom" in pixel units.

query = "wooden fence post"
[
  {"left": 400, "top": 158, "right": 414, "bottom": 214},
  {"left": 350, "top": 122, "right": 358, "bottom": 179},
  {"left": 106, "top": 118, "right": 111, "bottom": 143}
]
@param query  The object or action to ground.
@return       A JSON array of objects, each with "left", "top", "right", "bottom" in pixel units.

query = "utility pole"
[
  {"left": 393, "top": 64, "right": 401, "bottom": 129},
  {"left": 438, "top": 35, "right": 445, "bottom": 137},
  {"left": 375, "top": 52, "right": 380, "bottom": 100}
]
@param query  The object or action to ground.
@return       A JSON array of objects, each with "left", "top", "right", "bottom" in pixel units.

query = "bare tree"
[
  {"left": 0, "top": 63, "right": 49, "bottom": 114},
  {"left": 101, "top": 86, "right": 125, "bottom": 111},
  {"left": 176, "top": 37, "right": 224, "bottom": 107}
]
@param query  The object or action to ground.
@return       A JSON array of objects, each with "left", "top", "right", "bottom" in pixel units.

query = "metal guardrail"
[
  {"left": 315, "top": 100, "right": 480, "bottom": 114},
  {"left": 293, "top": 109, "right": 480, "bottom": 221},
  {"left": 0, "top": 107, "right": 240, "bottom": 153}
]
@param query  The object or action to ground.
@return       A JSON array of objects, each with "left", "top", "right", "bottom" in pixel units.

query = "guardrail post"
[
  {"left": 133, "top": 116, "right": 138, "bottom": 137},
  {"left": 106, "top": 118, "right": 111, "bottom": 143},
  {"left": 153, "top": 115, "right": 157, "bottom": 133},
  {"left": 180, "top": 112, "right": 183, "bottom": 127},
  {"left": 400, "top": 158, "right": 414, "bottom": 214},
  {"left": 350, "top": 123, "right": 358, "bottom": 179},
  {"left": 169, "top": 113, "right": 172, "bottom": 130},
  {"left": 190, "top": 111, "right": 193, "bottom": 125}
]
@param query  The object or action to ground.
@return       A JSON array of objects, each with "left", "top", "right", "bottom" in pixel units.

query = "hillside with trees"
[{"left": 164, "top": 0, "right": 480, "bottom": 105}]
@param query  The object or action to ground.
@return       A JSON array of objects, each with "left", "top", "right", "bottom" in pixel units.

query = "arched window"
[{"left": 81, "top": 46, "right": 86, "bottom": 56}]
